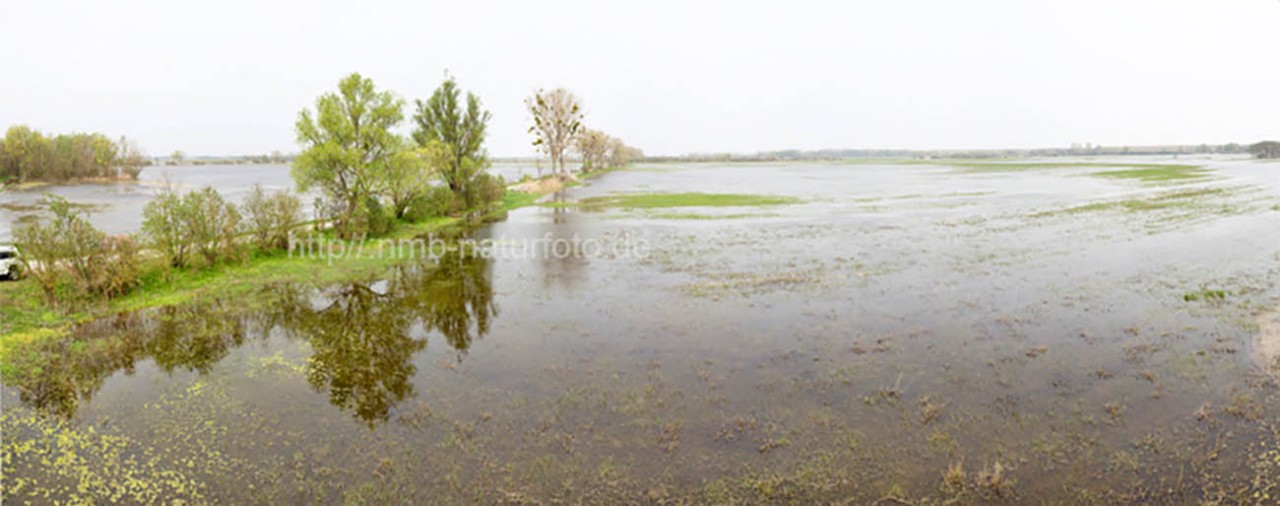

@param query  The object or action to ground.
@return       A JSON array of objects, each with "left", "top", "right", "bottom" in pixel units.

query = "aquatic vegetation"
[
  {"left": 946, "top": 160, "right": 1207, "bottom": 179},
  {"left": 1, "top": 410, "right": 206, "bottom": 504},
  {"left": 4, "top": 160, "right": 1280, "bottom": 503},
  {"left": 545, "top": 191, "right": 801, "bottom": 209}
]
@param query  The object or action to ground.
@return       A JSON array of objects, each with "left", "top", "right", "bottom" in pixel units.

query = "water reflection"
[
  {"left": 536, "top": 193, "right": 590, "bottom": 289},
  {"left": 2, "top": 249, "right": 497, "bottom": 426}
]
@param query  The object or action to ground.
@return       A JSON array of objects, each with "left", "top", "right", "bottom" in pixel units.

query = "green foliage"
[
  {"left": 142, "top": 190, "right": 194, "bottom": 268},
  {"left": 292, "top": 73, "right": 405, "bottom": 239},
  {"left": 13, "top": 194, "right": 141, "bottom": 304},
  {"left": 185, "top": 187, "right": 244, "bottom": 265},
  {"left": 379, "top": 140, "right": 442, "bottom": 219},
  {"left": 142, "top": 186, "right": 243, "bottom": 269},
  {"left": 0, "top": 125, "right": 147, "bottom": 183},
  {"left": 412, "top": 75, "right": 491, "bottom": 195},
  {"left": 464, "top": 173, "right": 507, "bottom": 213},
  {"left": 404, "top": 185, "right": 459, "bottom": 223},
  {"left": 242, "top": 185, "right": 304, "bottom": 251},
  {"left": 362, "top": 196, "right": 395, "bottom": 238}
]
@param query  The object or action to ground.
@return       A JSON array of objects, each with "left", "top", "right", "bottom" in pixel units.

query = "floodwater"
[
  {"left": 0, "top": 161, "right": 537, "bottom": 243},
  {"left": 4, "top": 157, "right": 1280, "bottom": 503}
]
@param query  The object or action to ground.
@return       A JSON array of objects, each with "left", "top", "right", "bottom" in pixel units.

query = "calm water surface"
[{"left": 3, "top": 158, "right": 1280, "bottom": 503}]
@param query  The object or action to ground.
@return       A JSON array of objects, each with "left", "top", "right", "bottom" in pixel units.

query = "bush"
[
  {"left": 404, "top": 185, "right": 458, "bottom": 222},
  {"left": 91, "top": 235, "right": 142, "bottom": 299},
  {"left": 362, "top": 197, "right": 394, "bottom": 237},
  {"left": 142, "top": 186, "right": 243, "bottom": 268},
  {"left": 463, "top": 173, "right": 506, "bottom": 212},
  {"left": 243, "top": 185, "right": 303, "bottom": 251},
  {"left": 14, "top": 194, "right": 141, "bottom": 304},
  {"left": 185, "top": 187, "right": 243, "bottom": 265}
]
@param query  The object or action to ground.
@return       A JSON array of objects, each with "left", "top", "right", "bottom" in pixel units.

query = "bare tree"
[{"left": 526, "top": 88, "right": 582, "bottom": 177}]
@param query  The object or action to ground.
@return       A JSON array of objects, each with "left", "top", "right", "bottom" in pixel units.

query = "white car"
[{"left": 0, "top": 246, "right": 20, "bottom": 281}]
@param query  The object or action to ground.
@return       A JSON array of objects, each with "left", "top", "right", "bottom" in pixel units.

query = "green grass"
[
  {"left": 1184, "top": 288, "right": 1227, "bottom": 302},
  {"left": 939, "top": 161, "right": 1212, "bottom": 183},
  {"left": 1092, "top": 165, "right": 1211, "bottom": 182},
  {"left": 1042, "top": 187, "right": 1235, "bottom": 216},
  {"left": 545, "top": 192, "right": 801, "bottom": 210},
  {"left": 639, "top": 211, "right": 780, "bottom": 220},
  {"left": 0, "top": 189, "right": 546, "bottom": 361}
]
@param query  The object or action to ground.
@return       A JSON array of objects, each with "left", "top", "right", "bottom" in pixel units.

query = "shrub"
[
  {"left": 142, "top": 186, "right": 243, "bottom": 268},
  {"left": 14, "top": 194, "right": 141, "bottom": 304},
  {"left": 90, "top": 235, "right": 142, "bottom": 299},
  {"left": 464, "top": 173, "right": 506, "bottom": 212},
  {"left": 362, "top": 197, "right": 394, "bottom": 237},
  {"left": 142, "top": 190, "right": 194, "bottom": 268},
  {"left": 185, "top": 187, "right": 243, "bottom": 265},
  {"left": 404, "top": 185, "right": 458, "bottom": 222},
  {"left": 242, "top": 185, "right": 303, "bottom": 251}
]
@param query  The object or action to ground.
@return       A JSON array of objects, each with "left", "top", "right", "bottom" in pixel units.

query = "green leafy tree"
[
  {"left": 292, "top": 73, "right": 404, "bottom": 238},
  {"left": 379, "top": 140, "right": 444, "bottom": 219},
  {"left": 411, "top": 75, "right": 492, "bottom": 199}
]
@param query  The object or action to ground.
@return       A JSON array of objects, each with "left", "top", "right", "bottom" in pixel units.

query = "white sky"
[{"left": 1, "top": 0, "right": 1278, "bottom": 157}]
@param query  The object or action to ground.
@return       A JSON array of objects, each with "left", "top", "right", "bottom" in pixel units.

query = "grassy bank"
[{"left": 0, "top": 186, "right": 551, "bottom": 363}]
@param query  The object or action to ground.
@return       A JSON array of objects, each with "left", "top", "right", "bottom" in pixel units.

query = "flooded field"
[
  {"left": 0, "top": 162, "right": 534, "bottom": 243},
  {"left": 4, "top": 158, "right": 1280, "bottom": 503}
]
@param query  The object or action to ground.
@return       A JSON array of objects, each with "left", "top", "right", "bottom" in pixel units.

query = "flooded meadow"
[{"left": 4, "top": 158, "right": 1280, "bottom": 504}]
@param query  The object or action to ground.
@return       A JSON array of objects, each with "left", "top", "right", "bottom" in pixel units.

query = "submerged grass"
[
  {"left": 942, "top": 161, "right": 1212, "bottom": 183},
  {"left": 1031, "top": 187, "right": 1258, "bottom": 217},
  {"left": 544, "top": 192, "right": 801, "bottom": 210}
]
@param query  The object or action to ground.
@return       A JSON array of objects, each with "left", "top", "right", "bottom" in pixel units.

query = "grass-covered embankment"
[{"left": 0, "top": 189, "right": 544, "bottom": 364}]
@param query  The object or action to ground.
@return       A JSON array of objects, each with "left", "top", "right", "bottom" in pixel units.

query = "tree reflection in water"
[{"left": 3, "top": 249, "right": 498, "bottom": 427}]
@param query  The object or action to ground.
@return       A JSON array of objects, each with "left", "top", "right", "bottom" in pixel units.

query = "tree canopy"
[
  {"left": 412, "top": 75, "right": 491, "bottom": 194},
  {"left": 292, "top": 73, "right": 405, "bottom": 238}
]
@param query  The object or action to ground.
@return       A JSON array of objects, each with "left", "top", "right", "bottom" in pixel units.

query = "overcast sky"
[{"left": 1, "top": 0, "right": 1278, "bottom": 157}]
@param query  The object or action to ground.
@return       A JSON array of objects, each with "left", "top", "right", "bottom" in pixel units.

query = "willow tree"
[
  {"left": 526, "top": 88, "right": 582, "bottom": 176},
  {"left": 292, "top": 73, "right": 404, "bottom": 238}
]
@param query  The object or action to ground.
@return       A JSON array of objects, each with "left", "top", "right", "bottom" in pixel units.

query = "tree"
[
  {"left": 526, "top": 88, "right": 583, "bottom": 177},
  {"left": 292, "top": 73, "right": 405, "bottom": 238},
  {"left": 116, "top": 136, "right": 147, "bottom": 179},
  {"left": 170, "top": 150, "right": 186, "bottom": 165},
  {"left": 606, "top": 137, "right": 643, "bottom": 168},
  {"left": 0, "top": 127, "right": 144, "bottom": 182},
  {"left": 411, "top": 75, "right": 492, "bottom": 197},
  {"left": 572, "top": 128, "right": 610, "bottom": 172},
  {"left": 1249, "top": 141, "right": 1280, "bottom": 159},
  {"left": 379, "top": 140, "right": 444, "bottom": 219}
]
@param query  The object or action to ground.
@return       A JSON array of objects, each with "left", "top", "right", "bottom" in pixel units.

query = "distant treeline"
[
  {"left": 163, "top": 150, "right": 293, "bottom": 166},
  {"left": 649, "top": 143, "right": 1255, "bottom": 162},
  {"left": 1, "top": 125, "right": 147, "bottom": 184}
]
